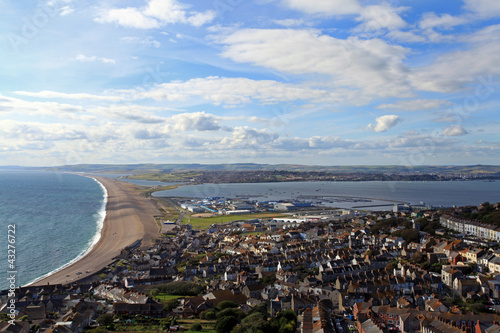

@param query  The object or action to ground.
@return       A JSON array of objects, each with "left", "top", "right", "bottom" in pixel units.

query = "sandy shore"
[{"left": 29, "top": 176, "right": 160, "bottom": 286}]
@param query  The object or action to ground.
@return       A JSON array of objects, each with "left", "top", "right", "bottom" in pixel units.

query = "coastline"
[{"left": 28, "top": 176, "right": 160, "bottom": 286}]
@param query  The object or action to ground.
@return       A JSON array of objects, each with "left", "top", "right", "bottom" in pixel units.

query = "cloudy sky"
[{"left": 1, "top": 0, "right": 499, "bottom": 166}]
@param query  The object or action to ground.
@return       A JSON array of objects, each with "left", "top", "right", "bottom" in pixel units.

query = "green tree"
[
  {"left": 248, "top": 302, "right": 269, "bottom": 317},
  {"left": 277, "top": 309, "right": 297, "bottom": 323},
  {"left": 216, "top": 308, "right": 245, "bottom": 321},
  {"left": 96, "top": 313, "right": 114, "bottom": 327},
  {"left": 234, "top": 312, "right": 269, "bottom": 333},
  {"left": 190, "top": 322, "right": 203, "bottom": 331},
  {"left": 410, "top": 252, "right": 426, "bottom": 265},
  {"left": 470, "top": 302, "right": 486, "bottom": 314},
  {"left": 217, "top": 301, "right": 239, "bottom": 311},
  {"left": 149, "top": 288, "right": 159, "bottom": 298},
  {"left": 215, "top": 316, "right": 238, "bottom": 333},
  {"left": 392, "top": 228, "right": 420, "bottom": 243},
  {"left": 163, "top": 298, "right": 180, "bottom": 312},
  {"left": 201, "top": 309, "right": 217, "bottom": 320},
  {"left": 279, "top": 323, "right": 294, "bottom": 333}
]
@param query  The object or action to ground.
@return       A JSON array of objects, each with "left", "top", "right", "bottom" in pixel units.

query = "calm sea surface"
[
  {"left": 0, "top": 171, "right": 105, "bottom": 291},
  {"left": 154, "top": 180, "right": 500, "bottom": 209}
]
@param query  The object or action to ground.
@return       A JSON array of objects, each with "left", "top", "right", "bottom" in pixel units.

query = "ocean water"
[
  {"left": 154, "top": 180, "right": 500, "bottom": 209},
  {"left": 0, "top": 171, "right": 106, "bottom": 291}
]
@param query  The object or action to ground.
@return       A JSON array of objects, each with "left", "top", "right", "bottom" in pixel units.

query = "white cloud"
[
  {"left": 356, "top": 5, "right": 407, "bottom": 32},
  {"left": 216, "top": 29, "right": 412, "bottom": 99},
  {"left": 419, "top": 13, "right": 467, "bottom": 30},
  {"left": 75, "top": 54, "right": 116, "bottom": 64},
  {"left": 464, "top": 0, "right": 500, "bottom": 18},
  {"left": 169, "top": 112, "right": 222, "bottom": 131},
  {"left": 91, "top": 105, "right": 167, "bottom": 124},
  {"left": 273, "top": 18, "right": 306, "bottom": 27},
  {"left": 0, "top": 94, "right": 94, "bottom": 121},
  {"left": 60, "top": 6, "right": 74, "bottom": 16},
  {"left": 0, "top": 120, "right": 87, "bottom": 141},
  {"left": 366, "top": 115, "right": 400, "bottom": 132},
  {"left": 95, "top": 0, "right": 215, "bottom": 29},
  {"left": 131, "top": 76, "right": 334, "bottom": 106},
  {"left": 386, "top": 30, "right": 426, "bottom": 43},
  {"left": 14, "top": 90, "right": 124, "bottom": 102},
  {"left": 221, "top": 127, "right": 279, "bottom": 148},
  {"left": 442, "top": 125, "right": 469, "bottom": 136},
  {"left": 271, "top": 136, "right": 355, "bottom": 151},
  {"left": 377, "top": 99, "right": 452, "bottom": 111},
  {"left": 121, "top": 36, "right": 161, "bottom": 48},
  {"left": 95, "top": 7, "right": 160, "bottom": 29},
  {"left": 281, "top": 0, "right": 362, "bottom": 16},
  {"left": 410, "top": 26, "right": 500, "bottom": 92}
]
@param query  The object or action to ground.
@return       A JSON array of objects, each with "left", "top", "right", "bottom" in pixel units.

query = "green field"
[
  {"left": 124, "top": 171, "right": 202, "bottom": 182},
  {"left": 183, "top": 212, "right": 288, "bottom": 229},
  {"left": 155, "top": 294, "right": 184, "bottom": 301}
]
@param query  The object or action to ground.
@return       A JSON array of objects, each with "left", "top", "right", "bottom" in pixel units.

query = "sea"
[
  {"left": 153, "top": 180, "right": 500, "bottom": 209},
  {"left": 0, "top": 171, "right": 106, "bottom": 291},
  {"left": 0, "top": 171, "right": 499, "bottom": 291}
]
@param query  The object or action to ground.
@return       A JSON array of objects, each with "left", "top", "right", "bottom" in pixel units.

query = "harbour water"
[{"left": 153, "top": 180, "right": 500, "bottom": 209}]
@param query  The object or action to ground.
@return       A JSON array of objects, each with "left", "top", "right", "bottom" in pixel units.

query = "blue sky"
[{"left": 1, "top": 0, "right": 499, "bottom": 166}]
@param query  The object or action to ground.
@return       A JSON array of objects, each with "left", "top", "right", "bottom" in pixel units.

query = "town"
[{"left": 1, "top": 200, "right": 500, "bottom": 333}]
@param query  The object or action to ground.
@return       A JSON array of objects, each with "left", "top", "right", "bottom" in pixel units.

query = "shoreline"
[
  {"left": 28, "top": 176, "right": 160, "bottom": 286},
  {"left": 26, "top": 175, "right": 108, "bottom": 286}
]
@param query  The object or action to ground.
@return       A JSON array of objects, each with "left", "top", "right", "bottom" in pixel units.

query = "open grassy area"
[
  {"left": 183, "top": 212, "right": 288, "bottom": 229},
  {"left": 125, "top": 172, "right": 202, "bottom": 182},
  {"left": 140, "top": 185, "right": 180, "bottom": 197},
  {"left": 155, "top": 294, "right": 184, "bottom": 301},
  {"left": 178, "top": 319, "right": 216, "bottom": 333}
]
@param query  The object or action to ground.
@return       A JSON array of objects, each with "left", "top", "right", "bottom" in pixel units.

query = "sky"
[{"left": 1, "top": 0, "right": 499, "bottom": 167}]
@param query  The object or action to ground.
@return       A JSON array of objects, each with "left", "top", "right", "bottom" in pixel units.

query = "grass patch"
[
  {"left": 183, "top": 212, "right": 288, "bottom": 229},
  {"left": 141, "top": 185, "right": 180, "bottom": 197},
  {"left": 244, "top": 231, "right": 266, "bottom": 236},
  {"left": 155, "top": 294, "right": 184, "bottom": 301},
  {"left": 114, "top": 324, "right": 164, "bottom": 332},
  {"left": 125, "top": 172, "right": 202, "bottom": 182}
]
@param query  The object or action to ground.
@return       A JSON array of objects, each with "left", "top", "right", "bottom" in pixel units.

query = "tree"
[
  {"left": 217, "top": 301, "right": 239, "bottom": 311},
  {"left": 201, "top": 309, "right": 217, "bottom": 320},
  {"left": 279, "top": 323, "right": 294, "bottom": 333},
  {"left": 410, "top": 252, "right": 426, "bottom": 265},
  {"left": 190, "top": 322, "right": 203, "bottom": 331},
  {"left": 234, "top": 312, "right": 269, "bottom": 333},
  {"left": 149, "top": 288, "right": 159, "bottom": 298},
  {"left": 163, "top": 298, "right": 180, "bottom": 312},
  {"left": 277, "top": 310, "right": 297, "bottom": 323},
  {"left": 386, "top": 261, "right": 397, "bottom": 271},
  {"left": 216, "top": 308, "right": 245, "bottom": 321},
  {"left": 470, "top": 302, "right": 486, "bottom": 314},
  {"left": 248, "top": 302, "right": 269, "bottom": 317},
  {"left": 215, "top": 316, "right": 238, "bottom": 333},
  {"left": 96, "top": 313, "right": 114, "bottom": 327}
]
